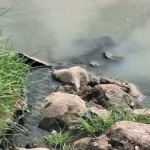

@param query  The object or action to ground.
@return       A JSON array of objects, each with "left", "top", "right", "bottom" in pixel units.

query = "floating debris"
[
  {"left": 102, "top": 52, "right": 124, "bottom": 61},
  {"left": 18, "top": 53, "right": 52, "bottom": 68}
]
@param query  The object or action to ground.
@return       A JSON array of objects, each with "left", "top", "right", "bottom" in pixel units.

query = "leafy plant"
[
  {"left": 69, "top": 106, "right": 150, "bottom": 136},
  {"left": 69, "top": 111, "right": 115, "bottom": 135},
  {"left": 133, "top": 109, "right": 150, "bottom": 124},
  {"left": 110, "top": 106, "right": 133, "bottom": 122},
  {"left": 45, "top": 131, "right": 71, "bottom": 148},
  {"left": 0, "top": 46, "right": 30, "bottom": 121}
]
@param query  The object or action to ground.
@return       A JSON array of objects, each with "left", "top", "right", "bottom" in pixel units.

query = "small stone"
[
  {"left": 89, "top": 60, "right": 100, "bottom": 67},
  {"left": 93, "top": 142, "right": 98, "bottom": 147},
  {"left": 89, "top": 60, "right": 105, "bottom": 68},
  {"left": 103, "top": 52, "right": 113, "bottom": 59},
  {"left": 88, "top": 77, "right": 99, "bottom": 87},
  {"left": 51, "top": 130, "right": 57, "bottom": 134},
  {"left": 72, "top": 137, "right": 92, "bottom": 150},
  {"left": 130, "top": 102, "right": 135, "bottom": 107},
  {"left": 91, "top": 135, "right": 111, "bottom": 150},
  {"left": 89, "top": 107, "right": 109, "bottom": 119},
  {"left": 103, "top": 52, "right": 124, "bottom": 61},
  {"left": 14, "top": 100, "right": 25, "bottom": 110},
  {"left": 135, "top": 146, "right": 140, "bottom": 150}
]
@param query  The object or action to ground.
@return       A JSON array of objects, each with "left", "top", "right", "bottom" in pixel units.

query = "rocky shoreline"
[{"left": 15, "top": 66, "right": 150, "bottom": 150}]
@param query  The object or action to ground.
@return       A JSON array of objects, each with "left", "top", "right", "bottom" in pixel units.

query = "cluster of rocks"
[{"left": 17, "top": 66, "right": 150, "bottom": 150}]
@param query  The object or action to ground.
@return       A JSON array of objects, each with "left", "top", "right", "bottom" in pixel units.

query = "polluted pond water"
[{"left": 0, "top": 0, "right": 150, "bottom": 149}]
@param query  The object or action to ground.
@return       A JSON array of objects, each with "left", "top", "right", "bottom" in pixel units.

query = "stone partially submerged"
[
  {"left": 40, "top": 92, "right": 87, "bottom": 131},
  {"left": 41, "top": 92, "right": 87, "bottom": 119},
  {"left": 52, "top": 66, "right": 89, "bottom": 91},
  {"left": 83, "top": 84, "right": 142, "bottom": 109},
  {"left": 55, "top": 75, "right": 142, "bottom": 110},
  {"left": 100, "top": 77, "right": 129, "bottom": 92},
  {"left": 128, "top": 83, "right": 143, "bottom": 101},
  {"left": 100, "top": 77, "right": 144, "bottom": 101}
]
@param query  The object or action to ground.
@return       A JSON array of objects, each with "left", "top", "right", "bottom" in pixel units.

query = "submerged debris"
[
  {"left": 102, "top": 52, "right": 124, "bottom": 61},
  {"left": 18, "top": 53, "right": 52, "bottom": 67}
]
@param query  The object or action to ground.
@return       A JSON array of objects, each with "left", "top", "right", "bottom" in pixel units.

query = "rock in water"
[
  {"left": 89, "top": 60, "right": 100, "bottom": 67},
  {"left": 100, "top": 77, "right": 129, "bottom": 92},
  {"left": 41, "top": 92, "right": 87, "bottom": 119},
  {"left": 52, "top": 66, "right": 89, "bottom": 91},
  {"left": 83, "top": 84, "right": 142, "bottom": 109},
  {"left": 103, "top": 52, "right": 124, "bottom": 61},
  {"left": 40, "top": 92, "right": 87, "bottom": 131},
  {"left": 100, "top": 77, "right": 144, "bottom": 101},
  {"left": 128, "top": 83, "right": 144, "bottom": 101}
]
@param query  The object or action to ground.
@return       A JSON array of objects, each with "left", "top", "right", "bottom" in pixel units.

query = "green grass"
[
  {"left": 69, "top": 111, "right": 115, "bottom": 135},
  {"left": 62, "top": 143, "right": 71, "bottom": 150},
  {"left": 134, "top": 114, "right": 150, "bottom": 124},
  {"left": 45, "top": 131, "right": 71, "bottom": 149},
  {"left": 0, "top": 45, "right": 30, "bottom": 133},
  {"left": 69, "top": 107, "right": 150, "bottom": 136}
]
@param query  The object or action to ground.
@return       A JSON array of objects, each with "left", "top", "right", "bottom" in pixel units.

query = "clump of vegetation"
[
  {"left": 69, "top": 111, "right": 115, "bottom": 135},
  {"left": 133, "top": 108, "right": 150, "bottom": 124},
  {"left": 45, "top": 130, "right": 71, "bottom": 149},
  {"left": 134, "top": 114, "right": 150, "bottom": 124},
  {"left": 69, "top": 107, "right": 150, "bottom": 136},
  {"left": 0, "top": 46, "right": 30, "bottom": 133}
]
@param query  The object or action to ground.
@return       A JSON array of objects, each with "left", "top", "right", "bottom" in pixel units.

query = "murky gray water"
[
  {"left": 0, "top": 0, "right": 150, "bottom": 86},
  {"left": 0, "top": 0, "right": 150, "bottom": 147}
]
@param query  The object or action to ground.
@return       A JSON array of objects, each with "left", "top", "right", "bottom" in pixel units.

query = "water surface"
[{"left": 0, "top": 0, "right": 150, "bottom": 147}]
